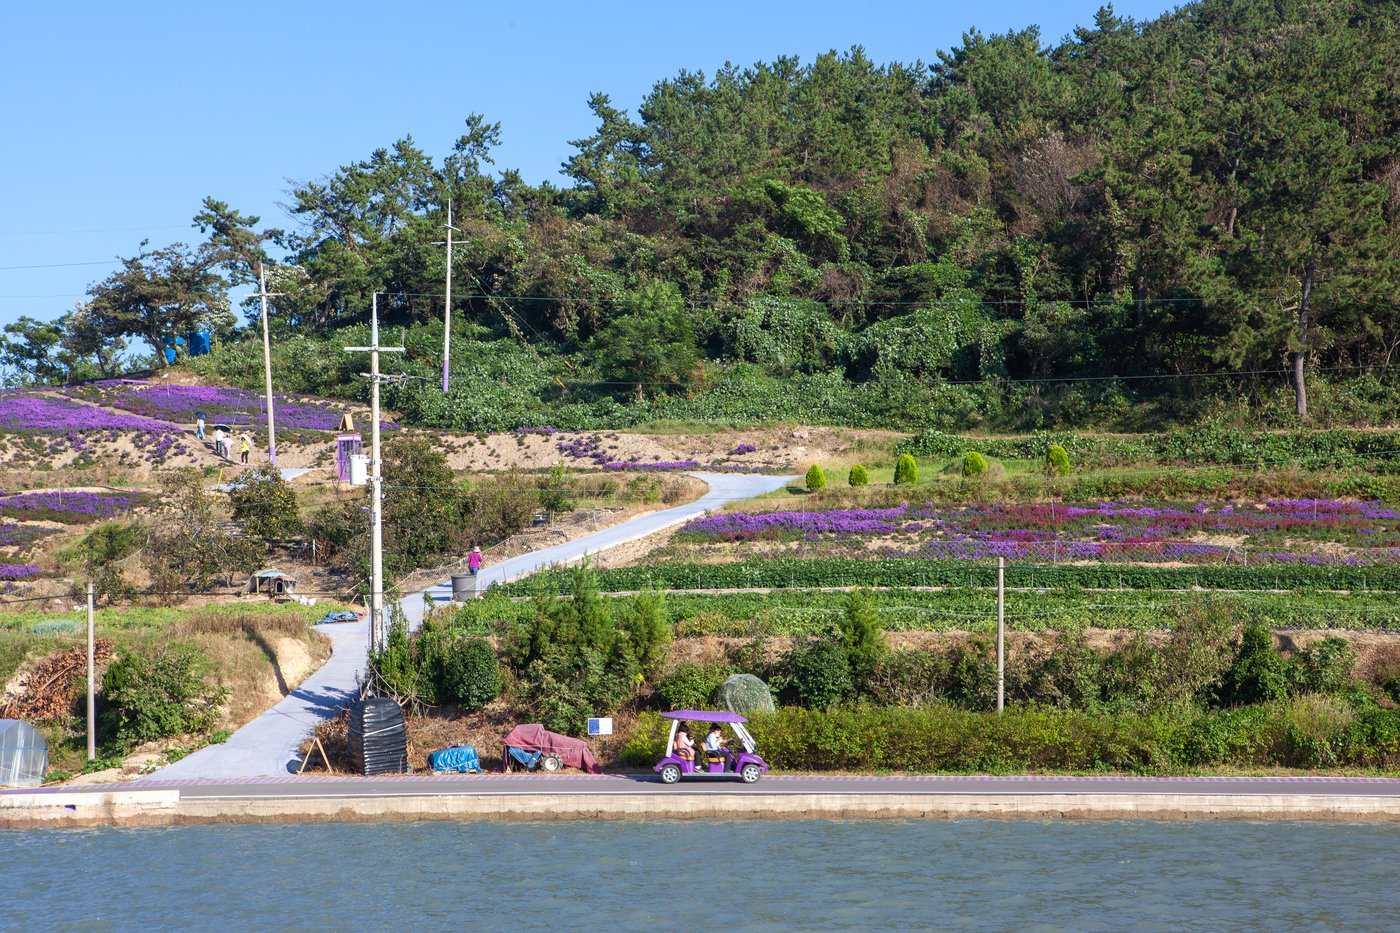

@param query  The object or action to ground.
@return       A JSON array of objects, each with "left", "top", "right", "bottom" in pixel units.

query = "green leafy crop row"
[{"left": 493, "top": 558, "right": 1400, "bottom": 596}]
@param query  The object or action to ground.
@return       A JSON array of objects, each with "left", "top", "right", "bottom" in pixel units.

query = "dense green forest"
[{"left": 7, "top": 0, "right": 1399, "bottom": 432}]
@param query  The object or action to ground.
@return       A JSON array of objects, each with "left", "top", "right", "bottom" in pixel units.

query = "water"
[{"left": 5, "top": 819, "right": 1399, "bottom": 932}]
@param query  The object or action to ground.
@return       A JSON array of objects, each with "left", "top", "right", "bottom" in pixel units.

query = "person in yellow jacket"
[{"left": 239, "top": 434, "right": 251, "bottom": 465}]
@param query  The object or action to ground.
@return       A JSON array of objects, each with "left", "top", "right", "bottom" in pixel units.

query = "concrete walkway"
[{"left": 155, "top": 471, "right": 794, "bottom": 779}]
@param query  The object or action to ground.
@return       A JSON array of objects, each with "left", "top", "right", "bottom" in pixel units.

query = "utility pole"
[
  {"left": 254, "top": 263, "right": 285, "bottom": 466},
  {"left": 436, "top": 203, "right": 458, "bottom": 393},
  {"left": 86, "top": 582, "right": 95, "bottom": 760},
  {"left": 996, "top": 557, "right": 1005, "bottom": 713},
  {"left": 344, "top": 294, "right": 403, "bottom": 654}
]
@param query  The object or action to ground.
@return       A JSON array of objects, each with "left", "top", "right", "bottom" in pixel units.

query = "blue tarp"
[
  {"left": 507, "top": 746, "right": 541, "bottom": 769},
  {"left": 428, "top": 745, "right": 481, "bottom": 774},
  {"left": 316, "top": 611, "right": 359, "bottom": 625}
]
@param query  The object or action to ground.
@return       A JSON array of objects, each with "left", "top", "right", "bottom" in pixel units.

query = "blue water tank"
[{"left": 188, "top": 330, "right": 212, "bottom": 356}]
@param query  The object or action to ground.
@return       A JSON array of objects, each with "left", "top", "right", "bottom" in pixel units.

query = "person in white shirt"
[{"left": 704, "top": 724, "right": 727, "bottom": 753}]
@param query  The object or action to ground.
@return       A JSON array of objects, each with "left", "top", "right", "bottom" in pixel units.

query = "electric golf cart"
[{"left": 653, "top": 710, "right": 769, "bottom": 784}]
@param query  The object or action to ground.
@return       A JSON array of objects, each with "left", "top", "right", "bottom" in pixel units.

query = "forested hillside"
[{"left": 9, "top": 0, "right": 1399, "bottom": 432}]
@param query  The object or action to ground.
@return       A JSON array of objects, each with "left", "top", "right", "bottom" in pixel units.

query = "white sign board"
[{"left": 587, "top": 717, "right": 613, "bottom": 737}]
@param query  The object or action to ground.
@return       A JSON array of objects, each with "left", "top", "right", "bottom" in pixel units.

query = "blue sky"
[{"left": 0, "top": 0, "right": 1174, "bottom": 330}]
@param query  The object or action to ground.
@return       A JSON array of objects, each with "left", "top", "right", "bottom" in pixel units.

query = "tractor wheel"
[
  {"left": 740, "top": 763, "right": 762, "bottom": 784},
  {"left": 659, "top": 764, "right": 681, "bottom": 785},
  {"left": 540, "top": 754, "right": 563, "bottom": 773}
]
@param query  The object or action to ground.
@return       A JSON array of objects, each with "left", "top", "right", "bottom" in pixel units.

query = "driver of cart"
[
  {"left": 704, "top": 724, "right": 728, "bottom": 753},
  {"left": 674, "top": 725, "right": 695, "bottom": 761}
]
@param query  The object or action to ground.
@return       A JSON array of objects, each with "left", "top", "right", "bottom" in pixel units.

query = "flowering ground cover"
[
  {"left": 0, "top": 491, "right": 145, "bottom": 525},
  {"left": 678, "top": 499, "right": 1400, "bottom": 565},
  {"left": 0, "top": 522, "right": 58, "bottom": 550},
  {"left": 0, "top": 563, "right": 41, "bottom": 581},
  {"left": 0, "top": 392, "right": 189, "bottom": 464},
  {"left": 555, "top": 434, "right": 767, "bottom": 473},
  {"left": 64, "top": 383, "right": 396, "bottom": 433}
]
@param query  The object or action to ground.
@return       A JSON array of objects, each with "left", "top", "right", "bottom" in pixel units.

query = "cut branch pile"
[{"left": 0, "top": 639, "right": 114, "bottom": 722}]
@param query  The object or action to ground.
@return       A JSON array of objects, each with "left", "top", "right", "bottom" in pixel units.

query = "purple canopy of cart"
[{"left": 660, "top": 710, "right": 749, "bottom": 723}]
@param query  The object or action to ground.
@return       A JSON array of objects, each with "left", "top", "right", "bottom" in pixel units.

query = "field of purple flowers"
[
  {"left": 679, "top": 499, "right": 1400, "bottom": 565},
  {"left": 553, "top": 434, "right": 768, "bottom": 473},
  {"left": 0, "top": 393, "right": 191, "bottom": 465},
  {"left": 64, "top": 382, "right": 396, "bottom": 433},
  {"left": 0, "top": 490, "right": 146, "bottom": 525}
]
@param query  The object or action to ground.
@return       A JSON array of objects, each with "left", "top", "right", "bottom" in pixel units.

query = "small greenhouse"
[{"left": 0, "top": 719, "right": 48, "bottom": 788}]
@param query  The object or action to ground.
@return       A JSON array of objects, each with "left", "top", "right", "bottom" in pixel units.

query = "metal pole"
[
  {"left": 257, "top": 262, "right": 283, "bottom": 467},
  {"left": 344, "top": 297, "right": 402, "bottom": 658},
  {"left": 996, "top": 557, "right": 1005, "bottom": 713},
  {"left": 442, "top": 202, "right": 454, "bottom": 393},
  {"left": 86, "top": 582, "right": 95, "bottom": 760},
  {"left": 370, "top": 293, "right": 384, "bottom": 652}
]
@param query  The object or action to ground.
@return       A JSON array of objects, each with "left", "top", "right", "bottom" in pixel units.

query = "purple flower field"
[
  {"left": 0, "top": 522, "right": 57, "bottom": 549},
  {"left": 554, "top": 434, "right": 769, "bottom": 473},
  {"left": 66, "top": 383, "right": 397, "bottom": 432},
  {"left": 0, "top": 563, "right": 41, "bottom": 581},
  {"left": 0, "top": 491, "right": 146, "bottom": 524},
  {"left": 679, "top": 499, "right": 1400, "bottom": 565},
  {"left": 0, "top": 394, "right": 183, "bottom": 437}
]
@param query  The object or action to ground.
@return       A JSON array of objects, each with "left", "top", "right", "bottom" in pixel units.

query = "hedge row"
[
  {"left": 451, "top": 587, "right": 1400, "bottom": 636},
  {"left": 894, "top": 427, "right": 1400, "bottom": 471},
  {"left": 492, "top": 558, "right": 1400, "bottom": 596},
  {"left": 622, "top": 701, "right": 1400, "bottom": 772}
]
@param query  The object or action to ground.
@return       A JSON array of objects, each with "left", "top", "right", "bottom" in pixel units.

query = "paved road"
[
  {"left": 155, "top": 472, "right": 794, "bottom": 780},
  {"left": 13, "top": 773, "right": 1398, "bottom": 800}
]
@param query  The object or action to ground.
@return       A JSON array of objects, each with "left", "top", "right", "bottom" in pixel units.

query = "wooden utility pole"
[{"left": 254, "top": 263, "right": 285, "bottom": 465}]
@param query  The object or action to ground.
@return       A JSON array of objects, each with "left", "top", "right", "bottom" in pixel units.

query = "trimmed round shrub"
[
  {"left": 893, "top": 453, "right": 918, "bottom": 485},
  {"left": 1044, "top": 444, "right": 1070, "bottom": 477},
  {"left": 789, "top": 641, "right": 854, "bottom": 709},
  {"left": 716, "top": 673, "right": 775, "bottom": 716},
  {"left": 962, "top": 451, "right": 988, "bottom": 477},
  {"left": 848, "top": 464, "right": 870, "bottom": 487},
  {"left": 805, "top": 463, "right": 826, "bottom": 491},
  {"left": 438, "top": 637, "right": 502, "bottom": 711}
]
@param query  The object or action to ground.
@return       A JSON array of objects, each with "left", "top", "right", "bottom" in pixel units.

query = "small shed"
[
  {"left": 246, "top": 568, "right": 297, "bottom": 598},
  {"left": 0, "top": 719, "right": 48, "bottom": 788}
]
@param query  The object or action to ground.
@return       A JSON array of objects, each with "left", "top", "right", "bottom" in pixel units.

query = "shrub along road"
[{"left": 154, "top": 472, "right": 795, "bottom": 780}]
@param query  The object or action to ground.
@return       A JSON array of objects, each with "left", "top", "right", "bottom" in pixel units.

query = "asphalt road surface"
[{"left": 16, "top": 773, "right": 1400, "bottom": 800}]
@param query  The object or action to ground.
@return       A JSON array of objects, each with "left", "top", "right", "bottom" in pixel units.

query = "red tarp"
[{"left": 501, "top": 723, "right": 601, "bottom": 774}]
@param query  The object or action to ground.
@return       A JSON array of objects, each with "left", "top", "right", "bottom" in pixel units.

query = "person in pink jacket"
[{"left": 468, "top": 546, "right": 482, "bottom": 575}]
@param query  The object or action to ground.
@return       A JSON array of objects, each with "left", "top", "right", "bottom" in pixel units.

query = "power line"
[{"left": 0, "top": 260, "right": 121, "bottom": 271}]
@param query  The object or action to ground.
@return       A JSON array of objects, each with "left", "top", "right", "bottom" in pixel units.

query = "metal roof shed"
[{"left": 0, "top": 719, "right": 48, "bottom": 788}]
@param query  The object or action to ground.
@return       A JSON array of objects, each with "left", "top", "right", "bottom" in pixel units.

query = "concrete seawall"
[{"left": 6, "top": 789, "right": 1400, "bottom": 830}]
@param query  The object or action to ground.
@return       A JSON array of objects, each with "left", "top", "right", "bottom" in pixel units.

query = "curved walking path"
[{"left": 154, "top": 471, "right": 794, "bottom": 779}]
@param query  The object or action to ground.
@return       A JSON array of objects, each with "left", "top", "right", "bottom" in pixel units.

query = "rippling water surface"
[{"left": 5, "top": 819, "right": 1399, "bottom": 932}]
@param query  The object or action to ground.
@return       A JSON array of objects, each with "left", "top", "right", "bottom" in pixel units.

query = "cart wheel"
[
  {"left": 659, "top": 764, "right": 681, "bottom": 785},
  {"left": 740, "top": 764, "right": 762, "bottom": 784},
  {"left": 540, "top": 754, "right": 563, "bottom": 773}
]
